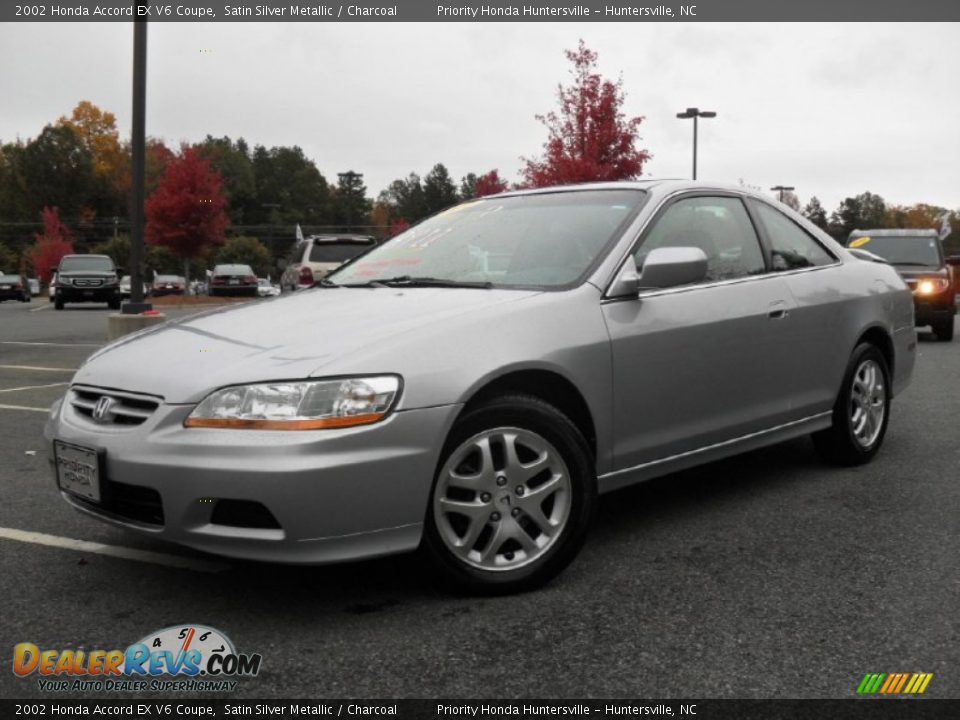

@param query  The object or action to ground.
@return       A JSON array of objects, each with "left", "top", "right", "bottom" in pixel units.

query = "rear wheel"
[
  {"left": 423, "top": 395, "right": 596, "bottom": 594},
  {"left": 933, "top": 317, "right": 954, "bottom": 342},
  {"left": 813, "top": 343, "right": 891, "bottom": 466}
]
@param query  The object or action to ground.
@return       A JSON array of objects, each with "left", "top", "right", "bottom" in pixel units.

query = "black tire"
[
  {"left": 933, "top": 317, "right": 954, "bottom": 342},
  {"left": 422, "top": 394, "right": 596, "bottom": 594},
  {"left": 813, "top": 342, "right": 891, "bottom": 466},
  {"left": 108, "top": 297, "right": 121, "bottom": 310},
  {"left": 54, "top": 297, "right": 64, "bottom": 310}
]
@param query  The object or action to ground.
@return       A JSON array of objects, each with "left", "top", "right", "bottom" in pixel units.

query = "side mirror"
[
  {"left": 638, "top": 247, "right": 708, "bottom": 289},
  {"left": 945, "top": 255, "right": 960, "bottom": 267},
  {"left": 277, "top": 258, "right": 288, "bottom": 270},
  {"left": 608, "top": 256, "right": 641, "bottom": 298}
]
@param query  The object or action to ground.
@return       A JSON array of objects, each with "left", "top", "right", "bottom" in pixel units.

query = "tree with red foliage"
[
  {"left": 27, "top": 207, "right": 74, "bottom": 283},
  {"left": 389, "top": 218, "right": 411, "bottom": 237},
  {"left": 474, "top": 170, "right": 509, "bottom": 197},
  {"left": 522, "top": 40, "right": 651, "bottom": 188},
  {"left": 145, "top": 147, "right": 228, "bottom": 280}
]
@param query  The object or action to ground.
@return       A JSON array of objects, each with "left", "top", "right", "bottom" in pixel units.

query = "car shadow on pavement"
[{"left": 184, "top": 436, "right": 823, "bottom": 612}]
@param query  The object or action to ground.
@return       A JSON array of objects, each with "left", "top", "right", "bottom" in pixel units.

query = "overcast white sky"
[{"left": 2, "top": 22, "right": 958, "bottom": 212}]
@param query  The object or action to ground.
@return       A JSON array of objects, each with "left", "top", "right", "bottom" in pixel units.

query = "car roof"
[
  {"left": 213, "top": 264, "right": 252, "bottom": 270},
  {"left": 480, "top": 179, "right": 776, "bottom": 203},
  {"left": 307, "top": 234, "right": 375, "bottom": 244},
  {"left": 61, "top": 254, "right": 113, "bottom": 260},
  {"left": 848, "top": 228, "right": 939, "bottom": 238}
]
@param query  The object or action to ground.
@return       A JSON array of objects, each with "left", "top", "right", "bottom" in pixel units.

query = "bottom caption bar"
[{"left": 2, "top": 700, "right": 957, "bottom": 719}]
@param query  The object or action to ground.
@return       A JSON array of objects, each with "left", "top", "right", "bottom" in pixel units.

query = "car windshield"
[
  {"left": 59, "top": 256, "right": 114, "bottom": 272},
  {"left": 309, "top": 240, "right": 374, "bottom": 263},
  {"left": 848, "top": 234, "right": 942, "bottom": 266},
  {"left": 330, "top": 189, "right": 646, "bottom": 288},
  {"left": 156, "top": 275, "right": 181, "bottom": 283},
  {"left": 0, "top": 275, "right": 20, "bottom": 282},
  {"left": 214, "top": 265, "right": 251, "bottom": 275}
]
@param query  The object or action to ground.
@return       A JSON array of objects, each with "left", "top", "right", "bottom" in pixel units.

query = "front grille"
[
  {"left": 70, "top": 387, "right": 160, "bottom": 427},
  {"left": 73, "top": 479, "right": 164, "bottom": 526},
  {"left": 71, "top": 278, "right": 104, "bottom": 287}
]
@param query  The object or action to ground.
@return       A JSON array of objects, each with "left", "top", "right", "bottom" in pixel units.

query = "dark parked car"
[
  {"left": 209, "top": 264, "right": 258, "bottom": 297},
  {"left": 53, "top": 255, "right": 120, "bottom": 310},
  {"left": 151, "top": 275, "right": 186, "bottom": 297},
  {"left": 0, "top": 274, "right": 31, "bottom": 302},
  {"left": 847, "top": 229, "right": 955, "bottom": 341}
]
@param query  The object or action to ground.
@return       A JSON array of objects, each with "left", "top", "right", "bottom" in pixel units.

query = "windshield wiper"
[
  {"left": 311, "top": 278, "right": 341, "bottom": 288},
  {"left": 891, "top": 261, "right": 936, "bottom": 267},
  {"left": 341, "top": 275, "right": 494, "bottom": 289}
]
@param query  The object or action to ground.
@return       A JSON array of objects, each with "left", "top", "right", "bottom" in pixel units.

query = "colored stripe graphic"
[{"left": 857, "top": 672, "right": 932, "bottom": 694}]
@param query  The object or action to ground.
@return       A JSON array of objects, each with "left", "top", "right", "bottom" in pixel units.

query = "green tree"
[
  {"left": 93, "top": 234, "right": 131, "bottom": 271},
  {"left": 378, "top": 173, "right": 428, "bottom": 224},
  {"left": 829, "top": 192, "right": 887, "bottom": 240},
  {"left": 333, "top": 170, "right": 371, "bottom": 231},
  {"left": 196, "top": 136, "right": 256, "bottom": 224},
  {"left": 145, "top": 244, "right": 181, "bottom": 277},
  {"left": 803, "top": 196, "right": 828, "bottom": 230},
  {"left": 215, "top": 236, "right": 272, "bottom": 278},
  {"left": 460, "top": 173, "right": 478, "bottom": 200},
  {"left": 20, "top": 124, "right": 95, "bottom": 220},
  {"left": 422, "top": 163, "right": 459, "bottom": 215},
  {"left": 250, "top": 145, "right": 333, "bottom": 226},
  {"left": 0, "top": 241, "right": 17, "bottom": 273}
]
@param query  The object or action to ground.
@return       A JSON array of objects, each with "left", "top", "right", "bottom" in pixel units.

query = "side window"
[
  {"left": 753, "top": 202, "right": 835, "bottom": 270},
  {"left": 635, "top": 196, "right": 766, "bottom": 282}
]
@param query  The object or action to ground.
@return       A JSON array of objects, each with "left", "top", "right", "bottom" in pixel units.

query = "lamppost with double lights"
[{"left": 676, "top": 107, "right": 716, "bottom": 181}]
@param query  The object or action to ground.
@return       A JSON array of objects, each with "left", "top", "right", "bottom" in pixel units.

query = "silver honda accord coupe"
[{"left": 45, "top": 180, "right": 916, "bottom": 592}]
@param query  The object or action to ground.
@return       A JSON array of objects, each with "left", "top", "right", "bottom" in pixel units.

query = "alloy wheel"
[
  {"left": 433, "top": 427, "right": 571, "bottom": 572},
  {"left": 849, "top": 358, "right": 886, "bottom": 448}
]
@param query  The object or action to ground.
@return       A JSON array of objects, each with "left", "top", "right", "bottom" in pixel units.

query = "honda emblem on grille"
[{"left": 92, "top": 396, "right": 115, "bottom": 423}]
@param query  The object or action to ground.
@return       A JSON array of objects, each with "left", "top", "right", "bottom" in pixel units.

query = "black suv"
[
  {"left": 847, "top": 229, "right": 955, "bottom": 341},
  {"left": 54, "top": 254, "right": 121, "bottom": 310}
]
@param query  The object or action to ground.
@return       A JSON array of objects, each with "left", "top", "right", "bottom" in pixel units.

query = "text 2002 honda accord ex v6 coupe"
[{"left": 45, "top": 181, "right": 915, "bottom": 592}]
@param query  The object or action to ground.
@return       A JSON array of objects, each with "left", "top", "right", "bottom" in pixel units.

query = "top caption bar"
[{"left": 3, "top": 0, "right": 957, "bottom": 21}]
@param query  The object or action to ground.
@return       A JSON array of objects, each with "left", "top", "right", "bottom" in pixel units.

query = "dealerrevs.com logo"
[{"left": 13, "top": 624, "right": 262, "bottom": 692}]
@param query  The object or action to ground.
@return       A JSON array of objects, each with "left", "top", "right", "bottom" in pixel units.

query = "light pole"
[
  {"left": 770, "top": 185, "right": 795, "bottom": 203},
  {"left": 676, "top": 107, "right": 716, "bottom": 181},
  {"left": 122, "top": 12, "right": 151, "bottom": 314}
]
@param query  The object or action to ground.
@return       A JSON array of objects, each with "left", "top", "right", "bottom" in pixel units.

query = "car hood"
[
  {"left": 59, "top": 270, "right": 116, "bottom": 279},
  {"left": 893, "top": 265, "right": 948, "bottom": 279},
  {"left": 74, "top": 287, "right": 540, "bottom": 403}
]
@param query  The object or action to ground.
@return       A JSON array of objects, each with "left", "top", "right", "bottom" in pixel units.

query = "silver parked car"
[
  {"left": 45, "top": 181, "right": 916, "bottom": 592},
  {"left": 280, "top": 234, "right": 376, "bottom": 292}
]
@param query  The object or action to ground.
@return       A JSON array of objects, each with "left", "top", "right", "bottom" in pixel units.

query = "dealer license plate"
[{"left": 54, "top": 441, "right": 101, "bottom": 503}]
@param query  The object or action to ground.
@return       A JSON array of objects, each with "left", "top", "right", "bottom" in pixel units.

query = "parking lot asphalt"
[{"left": 0, "top": 297, "right": 957, "bottom": 700}]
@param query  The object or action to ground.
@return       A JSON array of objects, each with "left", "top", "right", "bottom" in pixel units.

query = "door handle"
[{"left": 768, "top": 302, "right": 789, "bottom": 320}]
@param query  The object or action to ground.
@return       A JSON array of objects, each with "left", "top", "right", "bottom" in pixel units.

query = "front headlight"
[
  {"left": 915, "top": 278, "right": 950, "bottom": 295},
  {"left": 184, "top": 376, "right": 401, "bottom": 430}
]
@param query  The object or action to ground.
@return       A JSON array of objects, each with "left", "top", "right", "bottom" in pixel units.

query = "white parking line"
[
  {"left": 0, "top": 403, "right": 49, "bottom": 413},
  {"left": 0, "top": 382, "right": 68, "bottom": 393},
  {"left": 29, "top": 304, "right": 51, "bottom": 312},
  {"left": 0, "top": 365, "right": 77, "bottom": 372},
  {"left": 0, "top": 527, "right": 229, "bottom": 573},
  {"left": 0, "top": 341, "right": 102, "bottom": 348}
]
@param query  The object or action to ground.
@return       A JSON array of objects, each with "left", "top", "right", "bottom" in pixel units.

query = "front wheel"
[
  {"left": 813, "top": 343, "right": 891, "bottom": 466},
  {"left": 422, "top": 395, "right": 596, "bottom": 594},
  {"left": 54, "top": 297, "right": 64, "bottom": 310}
]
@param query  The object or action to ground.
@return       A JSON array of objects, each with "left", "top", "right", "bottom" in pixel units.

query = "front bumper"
[
  {"left": 45, "top": 394, "right": 460, "bottom": 564},
  {"left": 58, "top": 286, "right": 119, "bottom": 303},
  {"left": 913, "top": 294, "right": 955, "bottom": 326}
]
